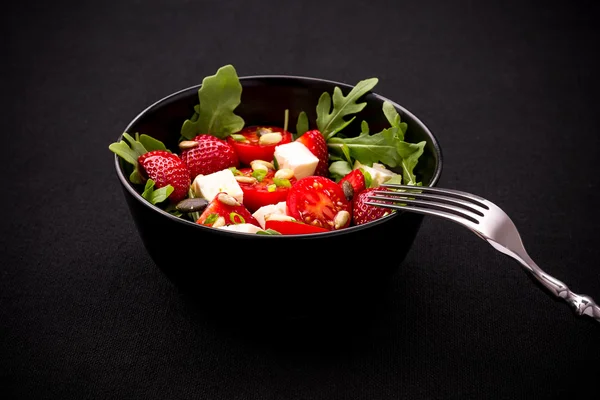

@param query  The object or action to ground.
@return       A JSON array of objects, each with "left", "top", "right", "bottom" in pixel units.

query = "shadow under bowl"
[{"left": 114, "top": 75, "right": 443, "bottom": 319}]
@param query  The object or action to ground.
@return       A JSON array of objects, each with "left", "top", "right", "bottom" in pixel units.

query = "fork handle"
[{"left": 513, "top": 252, "right": 600, "bottom": 322}]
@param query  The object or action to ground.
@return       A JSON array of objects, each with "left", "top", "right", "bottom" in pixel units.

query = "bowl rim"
[{"left": 114, "top": 74, "right": 444, "bottom": 238}]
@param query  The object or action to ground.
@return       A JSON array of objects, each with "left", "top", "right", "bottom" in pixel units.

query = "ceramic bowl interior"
[{"left": 114, "top": 75, "right": 443, "bottom": 317}]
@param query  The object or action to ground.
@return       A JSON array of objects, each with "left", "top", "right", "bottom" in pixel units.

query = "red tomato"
[
  {"left": 286, "top": 176, "right": 352, "bottom": 231},
  {"left": 227, "top": 126, "right": 293, "bottom": 165},
  {"left": 196, "top": 192, "right": 260, "bottom": 227},
  {"left": 236, "top": 168, "right": 296, "bottom": 213},
  {"left": 264, "top": 219, "right": 329, "bottom": 235}
]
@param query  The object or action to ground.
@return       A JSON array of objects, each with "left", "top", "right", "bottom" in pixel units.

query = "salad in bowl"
[{"left": 110, "top": 64, "right": 429, "bottom": 236}]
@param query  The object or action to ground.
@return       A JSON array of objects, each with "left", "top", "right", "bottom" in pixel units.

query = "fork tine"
[
  {"left": 371, "top": 190, "right": 486, "bottom": 217},
  {"left": 367, "top": 195, "right": 482, "bottom": 224},
  {"left": 380, "top": 183, "right": 490, "bottom": 210}
]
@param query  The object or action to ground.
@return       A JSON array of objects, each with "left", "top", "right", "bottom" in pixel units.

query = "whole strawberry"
[
  {"left": 296, "top": 130, "right": 329, "bottom": 176},
  {"left": 138, "top": 150, "right": 190, "bottom": 203},
  {"left": 352, "top": 186, "right": 394, "bottom": 225},
  {"left": 180, "top": 134, "right": 239, "bottom": 179}
]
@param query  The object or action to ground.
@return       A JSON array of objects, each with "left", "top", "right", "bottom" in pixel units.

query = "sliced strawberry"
[
  {"left": 180, "top": 134, "right": 239, "bottom": 180},
  {"left": 196, "top": 192, "right": 260, "bottom": 228},
  {"left": 295, "top": 130, "right": 329, "bottom": 177},
  {"left": 352, "top": 186, "right": 395, "bottom": 225},
  {"left": 137, "top": 150, "right": 190, "bottom": 203},
  {"left": 338, "top": 169, "right": 366, "bottom": 201}
]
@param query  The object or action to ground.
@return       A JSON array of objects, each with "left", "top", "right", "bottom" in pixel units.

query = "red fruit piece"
[
  {"left": 338, "top": 169, "right": 366, "bottom": 200},
  {"left": 295, "top": 130, "right": 329, "bottom": 177},
  {"left": 352, "top": 186, "right": 395, "bottom": 225},
  {"left": 180, "top": 134, "right": 239, "bottom": 179},
  {"left": 196, "top": 192, "right": 260, "bottom": 228},
  {"left": 286, "top": 176, "right": 351, "bottom": 230},
  {"left": 138, "top": 150, "right": 190, "bottom": 203}
]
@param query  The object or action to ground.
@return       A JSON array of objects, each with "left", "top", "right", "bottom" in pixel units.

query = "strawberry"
[
  {"left": 338, "top": 169, "right": 366, "bottom": 201},
  {"left": 138, "top": 150, "right": 191, "bottom": 203},
  {"left": 197, "top": 192, "right": 260, "bottom": 228},
  {"left": 180, "top": 134, "right": 239, "bottom": 179},
  {"left": 295, "top": 129, "right": 329, "bottom": 176},
  {"left": 352, "top": 186, "right": 394, "bottom": 225}
]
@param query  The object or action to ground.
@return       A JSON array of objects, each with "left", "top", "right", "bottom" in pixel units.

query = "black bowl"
[{"left": 114, "top": 75, "right": 443, "bottom": 318}]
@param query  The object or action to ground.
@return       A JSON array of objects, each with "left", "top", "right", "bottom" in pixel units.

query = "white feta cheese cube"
[
  {"left": 218, "top": 223, "right": 263, "bottom": 234},
  {"left": 273, "top": 141, "right": 319, "bottom": 180},
  {"left": 192, "top": 169, "right": 244, "bottom": 203},
  {"left": 353, "top": 161, "right": 396, "bottom": 187},
  {"left": 252, "top": 201, "right": 289, "bottom": 229}
]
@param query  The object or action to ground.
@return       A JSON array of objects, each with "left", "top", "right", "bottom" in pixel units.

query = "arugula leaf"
[
  {"left": 138, "top": 133, "right": 167, "bottom": 152},
  {"left": 180, "top": 64, "right": 245, "bottom": 140},
  {"left": 382, "top": 101, "right": 407, "bottom": 140},
  {"left": 296, "top": 111, "right": 309, "bottom": 137},
  {"left": 109, "top": 132, "right": 156, "bottom": 184},
  {"left": 398, "top": 141, "right": 426, "bottom": 185},
  {"left": 316, "top": 77, "right": 378, "bottom": 139},
  {"left": 141, "top": 179, "right": 174, "bottom": 204},
  {"left": 327, "top": 127, "right": 402, "bottom": 167},
  {"left": 329, "top": 160, "right": 352, "bottom": 182}
]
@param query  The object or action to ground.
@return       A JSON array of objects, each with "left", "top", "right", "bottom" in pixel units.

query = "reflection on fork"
[{"left": 367, "top": 183, "right": 600, "bottom": 323}]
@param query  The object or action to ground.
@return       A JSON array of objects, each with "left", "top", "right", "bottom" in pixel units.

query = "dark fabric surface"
[{"left": 2, "top": 0, "right": 599, "bottom": 399}]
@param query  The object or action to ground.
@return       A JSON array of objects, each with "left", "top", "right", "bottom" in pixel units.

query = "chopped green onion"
[
  {"left": 252, "top": 169, "right": 268, "bottom": 182},
  {"left": 283, "top": 109, "right": 289, "bottom": 132},
  {"left": 230, "top": 134, "right": 247, "bottom": 142},
  {"left": 229, "top": 212, "right": 245, "bottom": 224},
  {"left": 267, "top": 184, "right": 277, "bottom": 192},
  {"left": 273, "top": 177, "right": 291, "bottom": 188},
  {"left": 204, "top": 213, "right": 219, "bottom": 225},
  {"left": 229, "top": 166, "right": 241, "bottom": 175}
]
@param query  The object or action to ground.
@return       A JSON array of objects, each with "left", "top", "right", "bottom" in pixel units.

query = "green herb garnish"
[
  {"left": 316, "top": 77, "right": 378, "bottom": 139},
  {"left": 273, "top": 178, "right": 291, "bottom": 188},
  {"left": 252, "top": 169, "right": 268, "bottom": 182},
  {"left": 180, "top": 64, "right": 245, "bottom": 140},
  {"left": 229, "top": 212, "right": 245, "bottom": 224},
  {"left": 141, "top": 179, "right": 174, "bottom": 204}
]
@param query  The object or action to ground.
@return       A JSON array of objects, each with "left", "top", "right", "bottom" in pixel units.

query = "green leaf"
[
  {"left": 382, "top": 101, "right": 407, "bottom": 140},
  {"left": 397, "top": 141, "right": 426, "bottom": 185},
  {"left": 180, "top": 64, "right": 245, "bottom": 139},
  {"left": 296, "top": 111, "right": 309, "bottom": 137},
  {"left": 316, "top": 77, "right": 378, "bottom": 138},
  {"left": 141, "top": 179, "right": 174, "bottom": 204},
  {"left": 329, "top": 160, "right": 352, "bottom": 182},
  {"left": 108, "top": 132, "right": 147, "bottom": 166},
  {"left": 256, "top": 228, "right": 282, "bottom": 235},
  {"left": 360, "top": 120, "right": 370, "bottom": 134},
  {"left": 327, "top": 127, "right": 402, "bottom": 167},
  {"left": 139, "top": 134, "right": 167, "bottom": 152}
]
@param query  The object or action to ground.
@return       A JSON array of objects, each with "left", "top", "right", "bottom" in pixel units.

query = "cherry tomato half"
[
  {"left": 264, "top": 219, "right": 329, "bottom": 235},
  {"left": 226, "top": 126, "right": 293, "bottom": 165},
  {"left": 236, "top": 168, "right": 296, "bottom": 213},
  {"left": 286, "top": 176, "right": 352, "bottom": 231}
]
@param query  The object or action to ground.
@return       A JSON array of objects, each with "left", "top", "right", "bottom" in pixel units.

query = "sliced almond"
[
  {"left": 250, "top": 159, "right": 274, "bottom": 171},
  {"left": 217, "top": 192, "right": 240, "bottom": 207},
  {"left": 274, "top": 168, "right": 294, "bottom": 180},
  {"left": 334, "top": 210, "right": 350, "bottom": 230},
  {"left": 234, "top": 176, "right": 258, "bottom": 184},
  {"left": 179, "top": 140, "right": 199, "bottom": 150},
  {"left": 265, "top": 214, "right": 296, "bottom": 222},
  {"left": 258, "top": 132, "right": 283, "bottom": 145}
]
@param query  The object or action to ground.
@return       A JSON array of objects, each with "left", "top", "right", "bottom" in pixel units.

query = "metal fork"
[{"left": 367, "top": 183, "right": 600, "bottom": 323}]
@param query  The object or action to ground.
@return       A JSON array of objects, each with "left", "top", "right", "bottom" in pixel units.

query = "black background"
[{"left": 2, "top": 0, "right": 600, "bottom": 399}]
